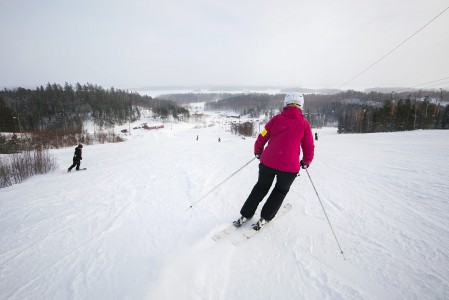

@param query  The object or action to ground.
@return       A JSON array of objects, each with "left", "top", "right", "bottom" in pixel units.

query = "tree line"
[
  {"left": 0, "top": 83, "right": 190, "bottom": 152},
  {"left": 199, "top": 90, "right": 448, "bottom": 132},
  {"left": 204, "top": 93, "right": 283, "bottom": 117},
  {"left": 337, "top": 94, "right": 448, "bottom": 133},
  {"left": 2, "top": 85, "right": 446, "bottom": 145},
  {"left": 0, "top": 83, "right": 190, "bottom": 132}
]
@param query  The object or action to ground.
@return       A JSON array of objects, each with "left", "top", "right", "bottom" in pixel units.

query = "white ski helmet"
[{"left": 284, "top": 92, "right": 304, "bottom": 108}]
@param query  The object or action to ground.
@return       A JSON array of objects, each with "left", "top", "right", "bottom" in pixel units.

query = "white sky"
[{"left": 1, "top": 0, "right": 448, "bottom": 91}]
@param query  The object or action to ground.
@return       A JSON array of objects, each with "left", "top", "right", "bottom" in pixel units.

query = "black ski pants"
[
  {"left": 240, "top": 163, "right": 298, "bottom": 221},
  {"left": 68, "top": 159, "right": 81, "bottom": 171}
]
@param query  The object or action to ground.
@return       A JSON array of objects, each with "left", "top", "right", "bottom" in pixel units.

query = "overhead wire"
[
  {"left": 423, "top": 81, "right": 449, "bottom": 89},
  {"left": 338, "top": 5, "right": 449, "bottom": 90},
  {"left": 395, "top": 76, "right": 449, "bottom": 93}
]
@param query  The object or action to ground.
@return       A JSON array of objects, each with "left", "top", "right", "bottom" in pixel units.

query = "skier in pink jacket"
[{"left": 234, "top": 92, "right": 315, "bottom": 230}]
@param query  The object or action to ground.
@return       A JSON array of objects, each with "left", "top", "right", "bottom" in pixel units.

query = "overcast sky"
[{"left": 1, "top": 0, "right": 448, "bottom": 91}]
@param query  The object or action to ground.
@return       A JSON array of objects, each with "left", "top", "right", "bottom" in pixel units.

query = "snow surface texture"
[{"left": 1, "top": 121, "right": 449, "bottom": 299}]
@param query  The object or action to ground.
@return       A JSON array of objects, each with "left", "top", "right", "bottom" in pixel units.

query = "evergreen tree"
[
  {"left": 0, "top": 97, "right": 18, "bottom": 132},
  {"left": 439, "top": 105, "right": 449, "bottom": 129}
]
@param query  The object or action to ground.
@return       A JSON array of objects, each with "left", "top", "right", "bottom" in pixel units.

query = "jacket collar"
[{"left": 281, "top": 105, "right": 303, "bottom": 118}]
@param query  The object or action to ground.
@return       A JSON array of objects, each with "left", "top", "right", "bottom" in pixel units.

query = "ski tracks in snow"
[{"left": 147, "top": 236, "right": 236, "bottom": 300}]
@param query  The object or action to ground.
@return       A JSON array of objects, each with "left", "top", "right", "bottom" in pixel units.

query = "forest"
[
  {"left": 198, "top": 90, "right": 448, "bottom": 132},
  {"left": 0, "top": 83, "right": 190, "bottom": 152},
  {"left": 2, "top": 85, "right": 448, "bottom": 152},
  {"left": 337, "top": 94, "right": 449, "bottom": 133}
]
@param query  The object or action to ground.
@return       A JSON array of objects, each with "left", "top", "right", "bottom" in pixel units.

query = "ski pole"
[
  {"left": 187, "top": 157, "right": 256, "bottom": 210},
  {"left": 305, "top": 169, "right": 346, "bottom": 260}
]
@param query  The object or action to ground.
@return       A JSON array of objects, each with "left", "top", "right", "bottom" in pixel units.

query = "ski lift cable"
[
  {"left": 338, "top": 5, "right": 449, "bottom": 90},
  {"left": 421, "top": 80, "right": 449, "bottom": 89},
  {"left": 394, "top": 76, "right": 449, "bottom": 93},
  {"left": 411, "top": 76, "right": 449, "bottom": 87}
]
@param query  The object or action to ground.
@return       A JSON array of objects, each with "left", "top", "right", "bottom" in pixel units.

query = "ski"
[
  {"left": 231, "top": 203, "right": 292, "bottom": 246},
  {"left": 211, "top": 218, "right": 252, "bottom": 241}
]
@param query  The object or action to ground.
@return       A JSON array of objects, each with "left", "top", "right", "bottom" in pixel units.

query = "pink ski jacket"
[{"left": 255, "top": 106, "right": 315, "bottom": 173}]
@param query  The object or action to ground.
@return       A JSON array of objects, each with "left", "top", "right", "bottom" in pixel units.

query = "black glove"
[
  {"left": 300, "top": 160, "right": 309, "bottom": 169},
  {"left": 255, "top": 153, "right": 261, "bottom": 159}
]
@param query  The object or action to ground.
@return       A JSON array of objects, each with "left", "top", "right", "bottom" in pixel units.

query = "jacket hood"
[{"left": 281, "top": 105, "right": 303, "bottom": 119}]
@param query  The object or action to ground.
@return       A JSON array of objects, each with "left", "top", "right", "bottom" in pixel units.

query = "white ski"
[
  {"left": 231, "top": 203, "right": 292, "bottom": 246},
  {"left": 211, "top": 218, "right": 251, "bottom": 241}
]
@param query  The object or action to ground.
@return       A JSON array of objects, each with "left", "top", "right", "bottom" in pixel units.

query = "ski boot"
[
  {"left": 252, "top": 217, "right": 268, "bottom": 231},
  {"left": 233, "top": 216, "right": 251, "bottom": 228}
]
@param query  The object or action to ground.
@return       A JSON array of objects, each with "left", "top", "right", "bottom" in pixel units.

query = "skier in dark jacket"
[
  {"left": 233, "top": 92, "right": 315, "bottom": 230},
  {"left": 68, "top": 144, "right": 83, "bottom": 171}
]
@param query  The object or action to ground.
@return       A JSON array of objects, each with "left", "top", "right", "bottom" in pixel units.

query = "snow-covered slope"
[{"left": 1, "top": 122, "right": 448, "bottom": 300}]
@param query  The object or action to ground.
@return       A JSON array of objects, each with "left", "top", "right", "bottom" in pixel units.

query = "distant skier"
[
  {"left": 233, "top": 92, "right": 315, "bottom": 230},
  {"left": 315, "top": 132, "right": 318, "bottom": 141},
  {"left": 68, "top": 144, "right": 83, "bottom": 172},
  {"left": 218, "top": 137, "right": 221, "bottom": 142},
  {"left": 196, "top": 135, "right": 199, "bottom": 141}
]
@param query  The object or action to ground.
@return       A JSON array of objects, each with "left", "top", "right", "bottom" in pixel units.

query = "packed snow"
[{"left": 1, "top": 111, "right": 449, "bottom": 299}]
